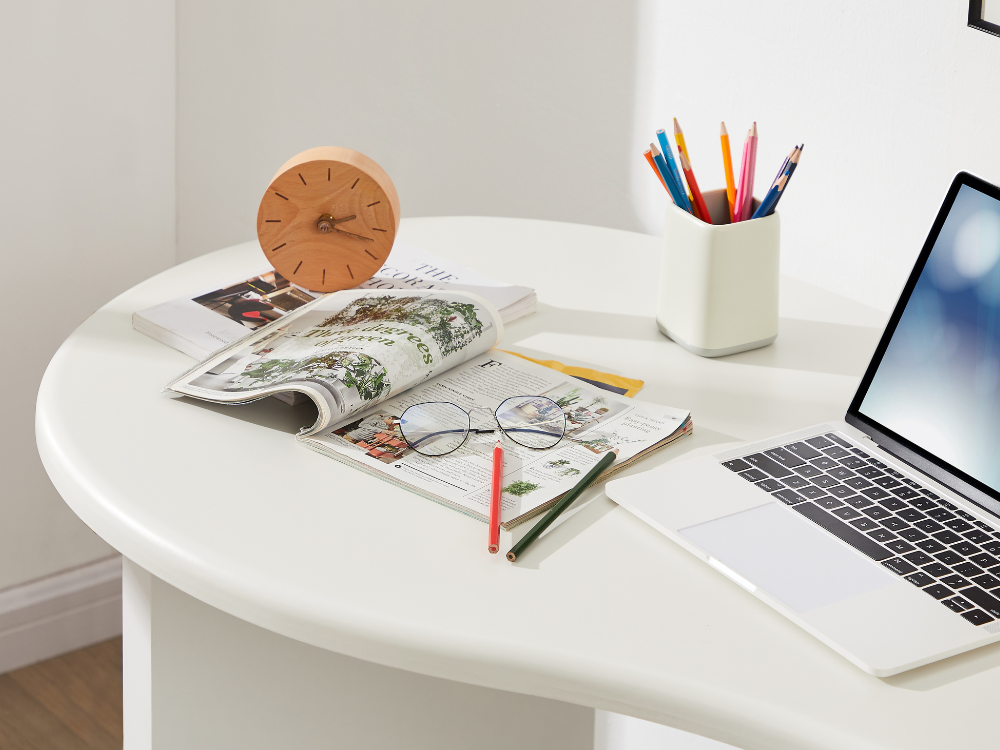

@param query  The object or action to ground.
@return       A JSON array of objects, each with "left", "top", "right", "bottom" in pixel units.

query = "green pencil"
[{"left": 506, "top": 449, "right": 619, "bottom": 562}]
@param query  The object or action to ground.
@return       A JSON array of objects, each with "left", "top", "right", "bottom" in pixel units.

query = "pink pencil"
[
  {"left": 733, "top": 131, "right": 751, "bottom": 223},
  {"left": 740, "top": 123, "right": 759, "bottom": 221}
]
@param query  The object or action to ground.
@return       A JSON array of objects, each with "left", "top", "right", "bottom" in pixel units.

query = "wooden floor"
[{"left": 0, "top": 638, "right": 123, "bottom": 750}]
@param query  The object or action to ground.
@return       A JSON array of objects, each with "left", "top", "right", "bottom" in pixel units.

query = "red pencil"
[
  {"left": 489, "top": 439, "right": 503, "bottom": 553},
  {"left": 678, "top": 151, "right": 711, "bottom": 224}
]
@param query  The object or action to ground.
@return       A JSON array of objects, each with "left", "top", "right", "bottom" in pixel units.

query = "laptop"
[{"left": 606, "top": 171, "right": 1000, "bottom": 676}]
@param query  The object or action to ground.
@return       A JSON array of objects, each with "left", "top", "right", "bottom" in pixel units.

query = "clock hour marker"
[
  {"left": 322, "top": 269, "right": 326, "bottom": 285},
  {"left": 265, "top": 219, "right": 281, "bottom": 223},
  {"left": 347, "top": 264, "right": 354, "bottom": 279},
  {"left": 327, "top": 168, "right": 330, "bottom": 181},
  {"left": 298, "top": 173, "right": 307, "bottom": 185},
  {"left": 294, "top": 261, "right": 303, "bottom": 274},
  {"left": 351, "top": 178, "right": 359, "bottom": 189},
  {"left": 366, "top": 201, "right": 380, "bottom": 207},
  {"left": 275, "top": 192, "right": 289, "bottom": 200},
  {"left": 364, "top": 249, "right": 377, "bottom": 260},
  {"left": 372, "top": 228, "right": 387, "bottom": 232},
  {"left": 271, "top": 243, "right": 286, "bottom": 252}
]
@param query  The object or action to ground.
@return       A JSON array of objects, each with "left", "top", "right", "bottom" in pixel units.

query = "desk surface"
[{"left": 36, "top": 217, "right": 1000, "bottom": 750}]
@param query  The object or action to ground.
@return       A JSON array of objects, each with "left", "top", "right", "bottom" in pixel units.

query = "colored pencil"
[
  {"left": 720, "top": 122, "right": 736, "bottom": 222},
  {"left": 488, "top": 439, "right": 503, "bottom": 554},
  {"left": 739, "top": 122, "right": 758, "bottom": 221},
  {"left": 732, "top": 131, "right": 751, "bottom": 223},
  {"left": 506, "top": 449, "right": 619, "bottom": 562},
  {"left": 765, "top": 145, "right": 801, "bottom": 216},
  {"left": 770, "top": 144, "right": 797, "bottom": 189},
  {"left": 656, "top": 129, "right": 692, "bottom": 212},
  {"left": 679, "top": 151, "right": 711, "bottom": 224},
  {"left": 751, "top": 173, "right": 787, "bottom": 220},
  {"left": 673, "top": 119, "right": 700, "bottom": 219},
  {"left": 643, "top": 148, "right": 672, "bottom": 199},
  {"left": 650, "top": 144, "right": 689, "bottom": 210}
]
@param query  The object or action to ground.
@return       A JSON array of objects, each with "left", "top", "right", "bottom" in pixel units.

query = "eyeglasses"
[{"left": 398, "top": 396, "right": 567, "bottom": 456}]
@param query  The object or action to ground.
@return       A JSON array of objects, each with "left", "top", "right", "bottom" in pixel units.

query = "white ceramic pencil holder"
[{"left": 656, "top": 188, "right": 779, "bottom": 357}]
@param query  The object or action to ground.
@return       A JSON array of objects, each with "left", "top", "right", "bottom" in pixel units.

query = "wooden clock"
[{"left": 256, "top": 147, "right": 400, "bottom": 293}]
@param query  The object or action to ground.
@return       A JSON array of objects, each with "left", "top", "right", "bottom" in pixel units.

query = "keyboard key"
[
  {"left": 814, "top": 496, "right": 845, "bottom": 510},
  {"left": 891, "top": 487, "right": 920, "bottom": 499},
  {"left": 782, "top": 475, "right": 812, "bottom": 489},
  {"left": 810, "top": 475, "right": 840, "bottom": 489},
  {"left": 933, "top": 530, "right": 962, "bottom": 545},
  {"left": 784, "top": 441, "right": 824, "bottom": 460},
  {"left": 823, "top": 446, "right": 851, "bottom": 459},
  {"left": 806, "top": 436, "right": 834, "bottom": 449},
  {"left": 880, "top": 518, "right": 910, "bottom": 531},
  {"left": 740, "top": 469, "right": 769, "bottom": 482},
  {"left": 872, "top": 476, "right": 901, "bottom": 489},
  {"left": 811, "top": 457, "right": 839, "bottom": 471},
  {"left": 745, "top": 453, "right": 794, "bottom": 478},
  {"left": 827, "top": 467, "right": 855, "bottom": 481},
  {"left": 832, "top": 507, "right": 863, "bottom": 521},
  {"left": 903, "top": 551, "right": 934, "bottom": 566},
  {"left": 901, "top": 478, "right": 921, "bottom": 488},
  {"left": 856, "top": 466, "right": 885, "bottom": 479},
  {"left": 861, "top": 487, "right": 891, "bottom": 500},
  {"left": 945, "top": 519, "right": 974, "bottom": 533},
  {"left": 862, "top": 506, "right": 892, "bottom": 520},
  {"left": 935, "top": 551, "right": 964, "bottom": 566},
  {"left": 879, "top": 498, "right": 907, "bottom": 511},
  {"left": 773, "top": 489, "right": 805, "bottom": 506},
  {"left": 965, "top": 530, "right": 993, "bottom": 545},
  {"left": 884, "top": 469, "right": 905, "bottom": 478},
  {"left": 979, "top": 540, "right": 1000, "bottom": 555},
  {"left": 723, "top": 459, "right": 752, "bottom": 472},
  {"left": 840, "top": 457, "right": 868, "bottom": 470},
  {"left": 961, "top": 609, "right": 996, "bottom": 625},
  {"left": 885, "top": 539, "right": 915, "bottom": 554},
  {"left": 827, "top": 485, "right": 857, "bottom": 498},
  {"left": 850, "top": 518, "right": 880, "bottom": 531},
  {"left": 971, "top": 553, "right": 1000, "bottom": 568},
  {"left": 796, "top": 486, "right": 828, "bottom": 499},
  {"left": 941, "top": 574, "right": 971, "bottom": 589},
  {"left": 974, "top": 520, "right": 994, "bottom": 532},
  {"left": 825, "top": 433, "right": 852, "bottom": 448},
  {"left": 792, "top": 503, "right": 894, "bottom": 561},
  {"left": 960, "top": 587, "right": 1000, "bottom": 618},
  {"left": 924, "top": 563, "right": 951, "bottom": 578},
  {"left": 883, "top": 558, "right": 918, "bottom": 575},
  {"left": 898, "top": 528, "right": 928, "bottom": 542},
  {"left": 971, "top": 574, "right": 1000, "bottom": 589},
  {"left": 843, "top": 496, "right": 875, "bottom": 508},
  {"left": 938, "top": 499, "right": 957, "bottom": 509},
  {"left": 792, "top": 464, "right": 824, "bottom": 478},
  {"left": 943, "top": 596, "right": 972, "bottom": 612},
  {"left": 924, "top": 584, "right": 954, "bottom": 600},
  {"left": 851, "top": 448, "right": 871, "bottom": 457},
  {"left": 897, "top": 509, "right": 926, "bottom": 523},
  {"left": 763, "top": 447, "right": 806, "bottom": 469},
  {"left": 911, "top": 498, "right": 938, "bottom": 511},
  {"left": 869, "top": 459, "right": 888, "bottom": 469},
  {"left": 926, "top": 508, "right": 955, "bottom": 521},
  {"left": 758, "top": 479, "right": 785, "bottom": 492},
  {"left": 914, "top": 519, "right": 945, "bottom": 533},
  {"left": 905, "top": 572, "right": 935, "bottom": 587},
  {"left": 951, "top": 542, "right": 981, "bottom": 557},
  {"left": 954, "top": 562, "right": 984, "bottom": 577},
  {"left": 921, "top": 490, "right": 941, "bottom": 499},
  {"left": 956, "top": 510, "right": 976, "bottom": 521},
  {"left": 869, "top": 528, "right": 899, "bottom": 542},
  {"left": 917, "top": 539, "right": 946, "bottom": 553}
]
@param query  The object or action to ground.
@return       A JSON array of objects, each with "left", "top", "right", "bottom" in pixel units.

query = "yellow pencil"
[
  {"left": 673, "top": 118, "right": 699, "bottom": 219},
  {"left": 720, "top": 122, "right": 736, "bottom": 222}
]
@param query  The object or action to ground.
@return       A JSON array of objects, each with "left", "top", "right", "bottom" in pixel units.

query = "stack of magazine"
[{"left": 166, "top": 288, "right": 692, "bottom": 528}]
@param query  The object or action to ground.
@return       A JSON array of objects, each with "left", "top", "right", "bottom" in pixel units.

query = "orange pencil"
[
  {"left": 679, "top": 151, "right": 711, "bottom": 224},
  {"left": 720, "top": 122, "right": 736, "bottom": 222},
  {"left": 673, "top": 118, "right": 700, "bottom": 220},
  {"left": 643, "top": 148, "right": 672, "bottom": 199}
]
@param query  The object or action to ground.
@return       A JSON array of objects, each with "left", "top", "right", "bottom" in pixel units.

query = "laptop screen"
[{"left": 848, "top": 174, "right": 1000, "bottom": 517}]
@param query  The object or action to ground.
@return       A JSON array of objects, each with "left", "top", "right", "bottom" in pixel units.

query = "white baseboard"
[{"left": 0, "top": 555, "right": 123, "bottom": 675}]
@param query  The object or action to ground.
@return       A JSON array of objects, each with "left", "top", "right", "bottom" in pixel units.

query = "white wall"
[{"left": 0, "top": 1, "right": 176, "bottom": 590}]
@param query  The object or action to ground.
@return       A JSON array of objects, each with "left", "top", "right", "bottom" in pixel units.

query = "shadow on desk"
[{"left": 882, "top": 638, "right": 1000, "bottom": 692}]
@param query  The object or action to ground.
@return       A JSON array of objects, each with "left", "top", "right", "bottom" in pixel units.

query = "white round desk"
[{"left": 37, "top": 218, "right": 998, "bottom": 750}]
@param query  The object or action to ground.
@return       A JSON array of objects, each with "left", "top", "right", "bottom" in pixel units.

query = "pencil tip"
[
  {"left": 751, "top": 122, "right": 758, "bottom": 136},
  {"left": 720, "top": 121, "right": 728, "bottom": 135},
  {"left": 673, "top": 118, "right": 681, "bottom": 133},
  {"left": 650, "top": 143, "right": 661, "bottom": 155}
]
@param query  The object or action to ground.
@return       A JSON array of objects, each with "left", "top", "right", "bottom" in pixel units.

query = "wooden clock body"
[{"left": 256, "top": 147, "right": 400, "bottom": 293}]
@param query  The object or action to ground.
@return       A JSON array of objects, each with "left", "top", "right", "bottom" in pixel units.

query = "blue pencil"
[
  {"left": 650, "top": 144, "right": 689, "bottom": 211},
  {"left": 766, "top": 145, "right": 801, "bottom": 216},
  {"left": 656, "top": 129, "right": 692, "bottom": 212},
  {"left": 751, "top": 146, "right": 801, "bottom": 219}
]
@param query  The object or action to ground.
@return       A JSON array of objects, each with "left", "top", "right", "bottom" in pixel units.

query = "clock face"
[{"left": 256, "top": 158, "right": 397, "bottom": 293}]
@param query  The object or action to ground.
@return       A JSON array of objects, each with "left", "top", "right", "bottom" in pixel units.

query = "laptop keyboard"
[{"left": 723, "top": 432, "right": 1000, "bottom": 627}]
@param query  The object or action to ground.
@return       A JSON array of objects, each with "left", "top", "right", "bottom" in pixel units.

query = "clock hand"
[
  {"left": 316, "top": 214, "right": 357, "bottom": 233},
  {"left": 332, "top": 226, "right": 375, "bottom": 243}
]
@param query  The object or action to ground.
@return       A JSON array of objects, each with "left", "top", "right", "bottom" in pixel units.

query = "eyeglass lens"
[
  {"left": 495, "top": 396, "right": 565, "bottom": 449},
  {"left": 399, "top": 402, "right": 470, "bottom": 456}
]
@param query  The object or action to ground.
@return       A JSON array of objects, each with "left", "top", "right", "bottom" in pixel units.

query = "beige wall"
[{"left": 0, "top": 1, "right": 176, "bottom": 590}]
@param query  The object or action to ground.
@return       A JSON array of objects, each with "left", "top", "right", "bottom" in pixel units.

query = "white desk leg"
[
  {"left": 122, "top": 561, "right": 594, "bottom": 750},
  {"left": 122, "top": 558, "right": 152, "bottom": 750}
]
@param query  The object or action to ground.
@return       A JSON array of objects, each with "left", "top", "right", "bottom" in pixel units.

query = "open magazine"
[{"left": 166, "top": 289, "right": 692, "bottom": 528}]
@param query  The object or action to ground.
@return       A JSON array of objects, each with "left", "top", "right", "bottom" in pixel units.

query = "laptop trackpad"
[{"left": 679, "top": 503, "right": 896, "bottom": 613}]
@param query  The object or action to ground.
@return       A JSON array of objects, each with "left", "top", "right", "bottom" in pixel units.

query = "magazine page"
[
  {"left": 300, "top": 350, "right": 691, "bottom": 527},
  {"left": 166, "top": 289, "right": 503, "bottom": 435}
]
